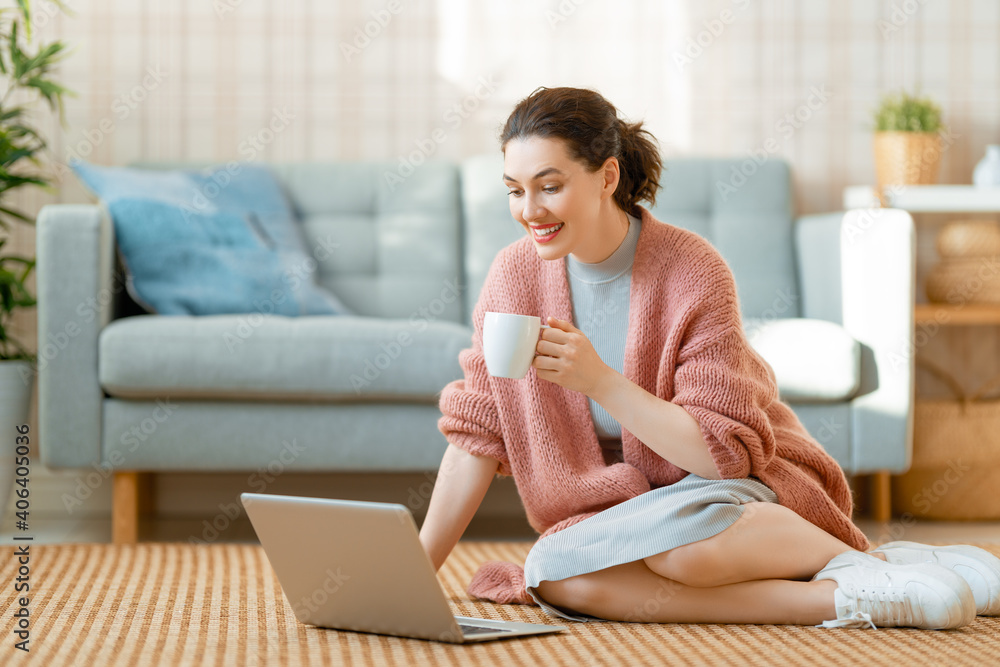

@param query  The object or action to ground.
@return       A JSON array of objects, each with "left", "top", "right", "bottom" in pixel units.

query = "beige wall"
[{"left": 6, "top": 0, "right": 1000, "bottom": 524}]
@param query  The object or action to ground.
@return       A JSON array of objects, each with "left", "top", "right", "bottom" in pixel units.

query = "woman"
[{"left": 418, "top": 86, "right": 1000, "bottom": 629}]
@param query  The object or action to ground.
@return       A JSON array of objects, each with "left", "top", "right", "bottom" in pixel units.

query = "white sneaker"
[
  {"left": 871, "top": 541, "right": 1000, "bottom": 616},
  {"left": 811, "top": 550, "right": 976, "bottom": 629}
]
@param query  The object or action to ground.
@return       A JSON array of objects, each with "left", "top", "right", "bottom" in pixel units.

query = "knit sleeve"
[
  {"left": 437, "top": 265, "right": 511, "bottom": 476},
  {"left": 669, "top": 253, "right": 779, "bottom": 480}
]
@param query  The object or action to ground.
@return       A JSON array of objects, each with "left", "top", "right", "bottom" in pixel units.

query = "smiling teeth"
[{"left": 534, "top": 223, "right": 563, "bottom": 236}]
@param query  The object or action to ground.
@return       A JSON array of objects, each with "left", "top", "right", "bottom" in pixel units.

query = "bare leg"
[
  {"left": 535, "top": 560, "right": 840, "bottom": 624},
  {"left": 643, "top": 502, "right": 881, "bottom": 587}
]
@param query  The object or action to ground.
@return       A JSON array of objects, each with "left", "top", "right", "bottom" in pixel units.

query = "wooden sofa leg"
[
  {"left": 871, "top": 471, "right": 892, "bottom": 523},
  {"left": 113, "top": 471, "right": 141, "bottom": 544}
]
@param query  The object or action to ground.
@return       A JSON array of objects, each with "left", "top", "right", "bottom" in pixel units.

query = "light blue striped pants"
[{"left": 523, "top": 474, "right": 779, "bottom": 622}]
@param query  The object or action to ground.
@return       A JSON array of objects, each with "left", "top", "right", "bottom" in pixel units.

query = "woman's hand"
[{"left": 532, "top": 317, "right": 615, "bottom": 397}]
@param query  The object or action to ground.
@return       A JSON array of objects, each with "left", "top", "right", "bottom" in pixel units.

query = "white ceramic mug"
[{"left": 482, "top": 312, "right": 548, "bottom": 379}]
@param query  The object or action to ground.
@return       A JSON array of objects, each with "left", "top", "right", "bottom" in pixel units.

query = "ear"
[{"left": 600, "top": 156, "right": 620, "bottom": 202}]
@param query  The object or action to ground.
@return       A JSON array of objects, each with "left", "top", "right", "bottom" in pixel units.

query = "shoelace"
[{"left": 817, "top": 585, "right": 915, "bottom": 630}]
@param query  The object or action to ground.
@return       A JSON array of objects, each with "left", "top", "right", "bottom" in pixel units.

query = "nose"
[{"left": 521, "top": 193, "right": 546, "bottom": 223}]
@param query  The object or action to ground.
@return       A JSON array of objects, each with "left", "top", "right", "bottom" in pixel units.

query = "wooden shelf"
[
  {"left": 915, "top": 302, "right": 1000, "bottom": 325},
  {"left": 844, "top": 186, "right": 1000, "bottom": 327},
  {"left": 845, "top": 185, "right": 1000, "bottom": 213}
]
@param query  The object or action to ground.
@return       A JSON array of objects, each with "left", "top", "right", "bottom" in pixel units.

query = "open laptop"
[{"left": 241, "top": 492, "right": 565, "bottom": 643}]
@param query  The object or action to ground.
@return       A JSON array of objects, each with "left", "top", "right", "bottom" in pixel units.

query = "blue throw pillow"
[{"left": 70, "top": 159, "right": 351, "bottom": 316}]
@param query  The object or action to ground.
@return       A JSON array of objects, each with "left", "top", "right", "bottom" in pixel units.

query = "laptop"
[{"left": 241, "top": 492, "right": 566, "bottom": 643}]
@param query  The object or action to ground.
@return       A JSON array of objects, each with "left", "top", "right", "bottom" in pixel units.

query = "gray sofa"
[{"left": 37, "top": 156, "right": 915, "bottom": 541}]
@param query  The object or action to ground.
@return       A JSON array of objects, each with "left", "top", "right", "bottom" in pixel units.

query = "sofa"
[{"left": 37, "top": 155, "right": 915, "bottom": 542}]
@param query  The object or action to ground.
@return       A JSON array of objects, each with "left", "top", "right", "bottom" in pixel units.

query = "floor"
[
  {"left": 0, "top": 513, "right": 542, "bottom": 545},
  {"left": 4, "top": 513, "right": 1000, "bottom": 547},
  {"left": 16, "top": 541, "right": 1000, "bottom": 667}
]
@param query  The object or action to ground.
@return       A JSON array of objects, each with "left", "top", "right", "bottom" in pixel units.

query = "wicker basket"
[
  {"left": 874, "top": 131, "right": 942, "bottom": 189},
  {"left": 936, "top": 219, "right": 1000, "bottom": 259},
  {"left": 893, "top": 356, "right": 1000, "bottom": 519},
  {"left": 893, "top": 467, "right": 1000, "bottom": 520},
  {"left": 925, "top": 256, "right": 1000, "bottom": 304}
]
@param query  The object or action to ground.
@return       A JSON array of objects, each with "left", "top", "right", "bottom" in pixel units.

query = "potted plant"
[
  {"left": 873, "top": 91, "right": 945, "bottom": 190},
  {"left": 0, "top": 1, "right": 72, "bottom": 515}
]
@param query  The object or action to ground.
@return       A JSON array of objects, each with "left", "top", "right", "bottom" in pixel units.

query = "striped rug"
[{"left": 2, "top": 541, "right": 999, "bottom": 666}]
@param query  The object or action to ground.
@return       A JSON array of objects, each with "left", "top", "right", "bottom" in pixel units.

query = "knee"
[{"left": 644, "top": 540, "right": 727, "bottom": 588}]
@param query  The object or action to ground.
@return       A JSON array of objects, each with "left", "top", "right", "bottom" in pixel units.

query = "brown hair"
[{"left": 499, "top": 86, "right": 662, "bottom": 214}]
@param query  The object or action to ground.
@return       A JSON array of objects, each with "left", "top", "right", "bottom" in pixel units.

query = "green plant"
[
  {"left": 874, "top": 91, "right": 944, "bottom": 133},
  {"left": 0, "top": 0, "right": 73, "bottom": 361}
]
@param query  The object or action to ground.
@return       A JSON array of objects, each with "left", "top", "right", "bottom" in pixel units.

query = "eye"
[
  {"left": 543, "top": 186, "right": 560, "bottom": 194},
  {"left": 507, "top": 189, "right": 522, "bottom": 197}
]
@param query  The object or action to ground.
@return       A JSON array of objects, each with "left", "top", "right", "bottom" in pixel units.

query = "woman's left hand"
[{"left": 532, "top": 317, "right": 613, "bottom": 397}]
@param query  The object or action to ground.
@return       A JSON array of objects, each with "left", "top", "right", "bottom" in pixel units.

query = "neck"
[{"left": 570, "top": 205, "right": 631, "bottom": 264}]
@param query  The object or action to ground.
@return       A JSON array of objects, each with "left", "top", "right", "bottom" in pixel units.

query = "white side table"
[
  {"left": 844, "top": 185, "right": 1000, "bottom": 522},
  {"left": 844, "top": 185, "right": 1000, "bottom": 213}
]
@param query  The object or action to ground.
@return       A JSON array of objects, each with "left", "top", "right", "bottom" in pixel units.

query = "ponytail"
[
  {"left": 500, "top": 87, "right": 663, "bottom": 215},
  {"left": 615, "top": 118, "right": 662, "bottom": 213}
]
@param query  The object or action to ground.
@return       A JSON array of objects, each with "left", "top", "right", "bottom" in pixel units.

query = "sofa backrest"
[
  {"left": 126, "top": 157, "right": 799, "bottom": 327},
  {"left": 269, "top": 162, "right": 464, "bottom": 323},
  {"left": 127, "top": 160, "right": 466, "bottom": 323},
  {"left": 460, "top": 154, "right": 801, "bottom": 326}
]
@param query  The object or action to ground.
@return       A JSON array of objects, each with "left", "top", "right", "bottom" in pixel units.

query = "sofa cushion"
[
  {"left": 70, "top": 159, "right": 350, "bottom": 316},
  {"left": 744, "top": 318, "right": 861, "bottom": 403},
  {"left": 270, "top": 162, "right": 464, "bottom": 322},
  {"left": 98, "top": 315, "right": 471, "bottom": 401}
]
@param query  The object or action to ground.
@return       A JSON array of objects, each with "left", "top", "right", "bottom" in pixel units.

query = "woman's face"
[{"left": 502, "top": 136, "right": 620, "bottom": 263}]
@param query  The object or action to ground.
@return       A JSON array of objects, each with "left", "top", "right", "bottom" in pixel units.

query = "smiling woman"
[
  {"left": 502, "top": 139, "right": 622, "bottom": 263},
  {"left": 499, "top": 88, "right": 660, "bottom": 264},
  {"left": 417, "top": 86, "right": 1000, "bottom": 631}
]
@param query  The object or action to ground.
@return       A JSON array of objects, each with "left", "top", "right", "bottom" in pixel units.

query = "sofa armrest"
[
  {"left": 795, "top": 208, "right": 916, "bottom": 473},
  {"left": 37, "top": 204, "right": 117, "bottom": 468},
  {"left": 794, "top": 212, "right": 845, "bottom": 323},
  {"left": 840, "top": 208, "right": 916, "bottom": 473}
]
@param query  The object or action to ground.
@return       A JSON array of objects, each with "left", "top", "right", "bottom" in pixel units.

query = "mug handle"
[{"left": 533, "top": 323, "right": 550, "bottom": 357}]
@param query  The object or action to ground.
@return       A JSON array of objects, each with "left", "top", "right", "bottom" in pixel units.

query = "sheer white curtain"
[{"left": 431, "top": 0, "right": 694, "bottom": 155}]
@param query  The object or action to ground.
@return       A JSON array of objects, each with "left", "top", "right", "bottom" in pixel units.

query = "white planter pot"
[
  {"left": 0, "top": 361, "right": 34, "bottom": 518},
  {"left": 973, "top": 144, "right": 1000, "bottom": 187}
]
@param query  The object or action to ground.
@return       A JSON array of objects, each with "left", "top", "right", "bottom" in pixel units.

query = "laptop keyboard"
[{"left": 458, "top": 623, "right": 514, "bottom": 635}]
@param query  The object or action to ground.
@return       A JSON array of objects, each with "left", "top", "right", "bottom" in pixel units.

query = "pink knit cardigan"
[{"left": 438, "top": 205, "right": 870, "bottom": 606}]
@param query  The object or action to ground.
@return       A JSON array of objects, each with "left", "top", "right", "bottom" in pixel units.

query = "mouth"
[{"left": 530, "top": 222, "right": 565, "bottom": 243}]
